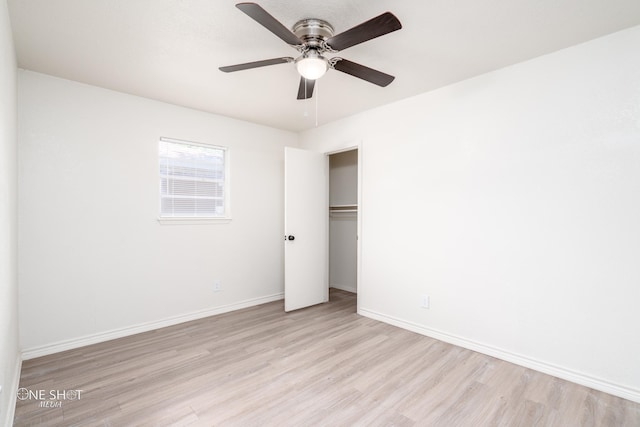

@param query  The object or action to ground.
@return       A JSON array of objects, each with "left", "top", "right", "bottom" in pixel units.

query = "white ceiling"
[{"left": 8, "top": 0, "right": 640, "bottom": 132}]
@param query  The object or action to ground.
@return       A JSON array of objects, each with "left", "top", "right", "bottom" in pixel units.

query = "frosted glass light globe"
[{"left": 296, "top": 53, "right": 328, "bottom": 80}]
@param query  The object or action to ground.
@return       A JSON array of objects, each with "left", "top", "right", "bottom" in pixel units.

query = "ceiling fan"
[{"left": 219, "top": 2, "right": 402, "bottom": 100}]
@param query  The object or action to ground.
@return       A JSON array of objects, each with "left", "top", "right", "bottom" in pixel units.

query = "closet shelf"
[{"left": 329, "top": 204, "right": 358, "bottom": 214}]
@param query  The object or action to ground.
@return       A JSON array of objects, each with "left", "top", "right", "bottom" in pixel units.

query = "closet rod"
[{"left": 329, "top": 204, "right": 357, "bottom": 209}]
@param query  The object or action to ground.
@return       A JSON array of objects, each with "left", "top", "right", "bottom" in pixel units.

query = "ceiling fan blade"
[
  {"left": 219, "top": 57, "right": 293, "bottom": 73},
  {"left": 236, "top": 3, "right": 302, "bottom": 46},
  {"left": 325, "top": 12, "right": 402, "bottom": 51},
  {"left": 297, "top": 77, "right": 316, "bottom": 100},
  {"left": 333, "top": 59, "right": 395, "bottom": 87}
]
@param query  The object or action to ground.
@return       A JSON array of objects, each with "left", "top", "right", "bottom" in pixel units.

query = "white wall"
[
  {"left": 18, "top": 71, "right": 298, "bottom": 355},
  {"left": 300, "top": 26, "right": 640, "bottom": 402},
  {"left": 0, "top": 0, "right": 19, "bottom": 423}
]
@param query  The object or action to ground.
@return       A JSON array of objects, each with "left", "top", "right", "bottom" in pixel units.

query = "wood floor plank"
[{"left": 14, "top": 289, "right": 640, "bottom": 426}]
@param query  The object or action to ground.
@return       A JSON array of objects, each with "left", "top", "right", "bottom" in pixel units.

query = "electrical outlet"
[
  {"left": 421, "top": 294, "right": 430, "bottom": 309},
  {"left": 213, "top": 280, "right": 221, "bottom": 292}
]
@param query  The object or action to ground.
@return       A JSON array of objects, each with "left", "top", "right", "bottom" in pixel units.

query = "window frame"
[{"left": 157, "top": 137, "right": 231, "bottom": 225}]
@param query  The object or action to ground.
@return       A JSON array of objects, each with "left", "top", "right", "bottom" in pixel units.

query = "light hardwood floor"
[{"left": 14, "top": 289, "right": 640, "bottom": 426}]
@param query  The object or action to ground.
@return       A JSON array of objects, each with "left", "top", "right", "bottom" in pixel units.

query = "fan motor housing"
[{"left": 293, "top": 19, "right": 334, "bottom": 49}]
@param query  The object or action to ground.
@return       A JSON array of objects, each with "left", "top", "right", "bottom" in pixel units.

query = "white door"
[{"left": 284, "top": 147, "right": 328, "bottom": 312}]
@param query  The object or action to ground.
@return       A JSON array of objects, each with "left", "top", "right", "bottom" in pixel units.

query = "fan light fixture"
[
  {"left": 219, "top": 3, "right": 402, "bottom": 99},
  {"left": 296, "top": 50, "right": 328, "bottom": 80}
]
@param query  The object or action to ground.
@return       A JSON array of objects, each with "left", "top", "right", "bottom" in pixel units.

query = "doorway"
[
  {"left": 328, "top": 149, "right": 358, "bottom": 297},
  {"left": 283, "top": 146, "right": 360, "bottom": 312}
]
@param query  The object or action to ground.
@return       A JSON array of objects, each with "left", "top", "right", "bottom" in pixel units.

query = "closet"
[{"left": 328, "top": 149, "right": 358, "bottom": 294}]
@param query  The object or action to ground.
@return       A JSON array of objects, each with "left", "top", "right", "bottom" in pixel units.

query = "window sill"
[{"left": 157, "top": 217, "right": 232, "bottom": 225}]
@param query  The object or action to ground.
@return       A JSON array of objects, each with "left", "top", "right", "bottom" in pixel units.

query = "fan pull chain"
[
  {"left": 315, "top": 79, "right": 319, "bottom": 127},
  {"left": 302, "top": 78, "right": 309, "bottom": 119}
]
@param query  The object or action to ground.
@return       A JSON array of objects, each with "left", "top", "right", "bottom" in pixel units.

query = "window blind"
[{"left": 159, "top": 138, "right": 227, "bottom": 218}]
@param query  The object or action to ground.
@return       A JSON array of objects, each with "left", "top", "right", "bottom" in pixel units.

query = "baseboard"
[
  {"left": 358, "top": 307, "right": 640, "bottom": 404},
  {"left": 3, "top": 353, "right": 22, "bottom": 427},
  {"left": 22, "top": 293, "right": 284, "bottom": 360},
  {"left": 330, "top": 283, "right": 357, "bottom": 293}
]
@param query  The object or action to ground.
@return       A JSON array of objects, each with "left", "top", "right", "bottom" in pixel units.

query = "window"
[{"left": 158, "top": 137, "right": 229, "bottom": 222}]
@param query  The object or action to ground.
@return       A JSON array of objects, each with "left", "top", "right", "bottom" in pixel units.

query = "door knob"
[{"left": 287, "top": 235, "right": 295, "bottom": 241}]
